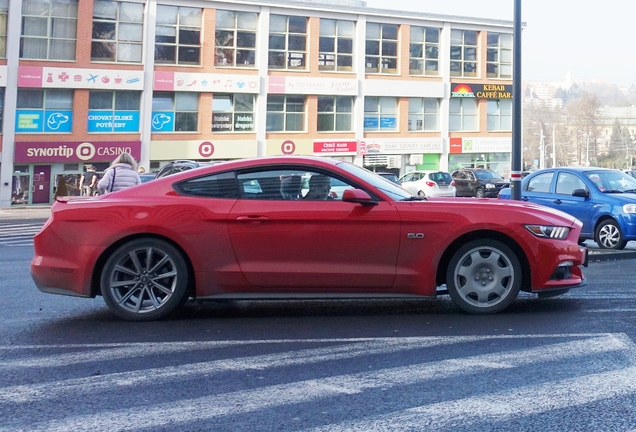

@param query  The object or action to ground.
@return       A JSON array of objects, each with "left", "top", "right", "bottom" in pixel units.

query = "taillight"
[
  {"left": 425, "top": 181, "right": 436, "bottom": 188},
  {"left": 451, "top": 181, "right": 456, "bottom": 186}
]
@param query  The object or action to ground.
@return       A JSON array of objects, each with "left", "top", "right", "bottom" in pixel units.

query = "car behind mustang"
[{"left": 32, "top": 156, "right": 587, "bottom": 321}]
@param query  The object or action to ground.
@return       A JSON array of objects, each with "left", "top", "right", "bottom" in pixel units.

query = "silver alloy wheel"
[
  {"left": 475, "top": 188, "right": 484, "bottom": 198},
  {"left": 418, "top": 190, "right": 426, "bottom": 198},
  {"left": 107, "top": 245, "right": 179, "bottom": 315},
  {"left": 449, "top": 243, "right": 517, "bottom": 311},
  {"left": 596, "top": 220, "right": 625, "bottom": 249}
]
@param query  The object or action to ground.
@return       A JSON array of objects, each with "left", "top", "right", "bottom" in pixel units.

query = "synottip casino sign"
[{"left": 451, "top": 84, "right": 512, "bottom": 99}]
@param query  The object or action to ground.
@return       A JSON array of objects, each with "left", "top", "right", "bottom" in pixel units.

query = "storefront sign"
[
  {"left": 16, "top": 110, "right": 73, "bottom": 133},
  {"left": 15, "top": 141, "right": 141, "bottom": 163},
  {"left": 87, "top": 111, "right": 140, "bottom": 133},
  {"left": 268, "top": 76, "right": 358, "bottom": 95},
  {"left": 18, "top": 66, "right": 143, "bottom": 90},
  {"left": 313, "top": 140, "right": 357, "bottom": 154},
  {"left": 450, "top": 84, "right": 513, "bottom": 99},
  {"left": 450, "top": 137, "right": 512, "bottom": 153},
  {"left": 211, "top": 112, "right": 254, "bottom": 132},
  {"left": 362, "top": 138, "right": 443, "bottom": 154},
  {"left": 154, "top": 71, "right": 259, "bottom": 93},
  {"left": 151, "top": 139, "right": 257, "bottom": 159}
]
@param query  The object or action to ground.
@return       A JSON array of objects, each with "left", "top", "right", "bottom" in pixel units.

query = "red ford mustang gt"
[{"left": 32, "top": 156, "right": 587, "bottom": 321}]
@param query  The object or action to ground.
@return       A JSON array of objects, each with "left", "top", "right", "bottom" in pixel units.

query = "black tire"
[
  {"left": 446, "top": 239, "right": 522, "bottom": 314},
  {"left": 595, "top": 219, "right": 626, "bottom": 250},
  {"left": 100, "top": 238, "right": 189, "bottom": 321},
  {"left": 417, "top": 190, "right": 426, "bottom": 198},
  {"left": 475, "top": 188, "right": 485, "bottom": 198}
]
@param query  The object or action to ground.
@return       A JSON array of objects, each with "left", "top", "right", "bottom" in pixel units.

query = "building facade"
[{"left": 0, "top": 0, "right": 514, "bottom": 207}]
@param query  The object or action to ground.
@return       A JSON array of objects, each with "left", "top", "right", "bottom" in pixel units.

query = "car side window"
[
  {"left": 556, "top": 173, "right": 584, "bottom": 195},
  {"left": 175, "top": 172, "right": 239, "bottom": 198},
  {"left": 525, "top": 172, "right": 554, "bottom": 193},
  {"left": 467, "top": 172, "right": 476, "bottom": 181}
]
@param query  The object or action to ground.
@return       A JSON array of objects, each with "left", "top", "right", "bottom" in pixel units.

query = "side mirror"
[
  {"left": 342, "top": 188, "right": 377, "bottom": 206},
  {"left": 572, "top": 188, "right": 589, "bottom": 198}
]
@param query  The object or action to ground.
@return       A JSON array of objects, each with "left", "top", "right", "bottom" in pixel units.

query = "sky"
[{"left": 363, "top": 0, "right": 636, "bottom": 87}]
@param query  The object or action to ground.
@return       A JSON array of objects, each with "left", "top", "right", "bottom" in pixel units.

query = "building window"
[
  {"left": 92, "top": 1, "right": 143, "bottom": 63},
  {"left": 215, "top": 10, "right": 257, "bottom": 68},
  {"left": 155, "top": 6, "right": 202, "bottom": 65},
  {"left": 266, "top": 95, "right": 305, "bottom": 131},
  {"left": 449, "top": 98, "right": 477, "bottom": 131},
  {"left": 151, "top": 92, "right": 198, "bottom": 132},
  {"left": 20, "top": 0, "right": 78, "bottom": 60},
  {"left": 317, "top": 96, "right": 353, "bottom": 132},
  {"left": 0, "top": 0, "right": 7, "bottom": 58},
  {"left": 212, "top": 94, "right": 255, "bottom": 132},
  {"left": 365, "top": 23, "right": 398, "bottom": 74},
  {"left": 409, "top": 26, "right": 439, "bottom": 76},
  {"left": 364, "top": 97, "right": 397, "bottom": 131},
  {"left": 87, "top": 91, "right": 141, "bottom": 133},
  {"left": 450, "top": 30, "right": 478, "bottom": 78},
  {"left": 487, "top": 32, "right": 512, "bottom": 79},
  {"left": 319, "top": 19, "right": 354, "bottom": 72},
  {"left": 408, "top": 98, "right": 439, "bottom": 131},
  {"left": 15, "top": 89, "right": 73, "bottom": 133},
  {"left": 487, "top": 99, "right": 512, "bottom": 131},
  {"left": 268, "top": 15, "right": 307, "bottom": 70}
]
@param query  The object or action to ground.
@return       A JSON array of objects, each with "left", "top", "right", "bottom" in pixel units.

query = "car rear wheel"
[
  {"left": 100, "top": 238, "right": 189, "bottom": 321},
  {"left": 475, "top": 188, "right": 485, "bottom": 198},
  {"left": 446, "top": 239, "right": 521, "bottom": 314},
  {"left": 595, "top": 219, "right": 626, "bottom": 250},
  {"left": 417, "top": 190, "right": 426, "bottom": 198}
]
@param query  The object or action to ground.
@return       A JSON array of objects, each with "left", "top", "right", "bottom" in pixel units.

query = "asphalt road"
[{"left": 2, "top": 242, "right": 636, "bottom": 431}]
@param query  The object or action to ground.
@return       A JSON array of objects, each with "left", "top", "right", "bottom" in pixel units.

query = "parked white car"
[{"left": 399, "top": 170, "right": 456, "bottom": 197}]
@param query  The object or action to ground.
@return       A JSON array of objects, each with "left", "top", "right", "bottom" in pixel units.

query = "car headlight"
[
  {"left": 485, "top": 184, "right": 495, "bottom": 189},
  {"left": 525, "top": 225, "right": 571, "bottom": 240},
  {"left": 623, "top": 204, "right": 636, "bottom": 214}
]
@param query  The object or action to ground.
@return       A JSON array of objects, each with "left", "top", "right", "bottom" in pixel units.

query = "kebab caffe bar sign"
[{"left": 451, "top": 84, "right": 512, "bottom": 99}]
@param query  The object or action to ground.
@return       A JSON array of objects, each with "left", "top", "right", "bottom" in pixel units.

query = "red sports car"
[{"left": 32, "top": 156, "right": 587, "bottom": 321}]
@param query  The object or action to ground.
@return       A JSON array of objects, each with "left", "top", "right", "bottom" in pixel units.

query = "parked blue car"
[{"left": 498, "top": 167, "right": 636, "bottom": 250}]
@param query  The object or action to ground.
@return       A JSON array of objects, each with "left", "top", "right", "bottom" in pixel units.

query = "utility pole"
[{"left": 532, "top": 121, "right": 544, "bottom": 169}]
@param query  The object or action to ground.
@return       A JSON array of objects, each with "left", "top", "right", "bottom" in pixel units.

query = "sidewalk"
[{"left": 0, "top": 206, "right": 52, "bottom": 220}]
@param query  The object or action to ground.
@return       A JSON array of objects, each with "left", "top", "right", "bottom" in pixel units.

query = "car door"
[
  {"left": 452, "top": 170, "right": 468, "bottom": 196},
  {"left": 553, "top": 172, "right": 594, "bottom": 236},
  {"left": 227, "top": 167, "right": 401, "bottom": 291},
  {"left": 520, "top": 171, "right": 556, "bottom": 208}
]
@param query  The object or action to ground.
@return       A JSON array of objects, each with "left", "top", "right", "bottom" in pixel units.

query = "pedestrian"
[
  {"left": 138, "top": 166, "right": 146, "bottom": 174},
  {"left": 97, "top": 152, "right": 141, "bottom": 194},
  {"left": 53, "top": 176, "right": 68, "bottom": 199},
  {"left": 79, "top": 165, "right": 98, "bottom": 196}
]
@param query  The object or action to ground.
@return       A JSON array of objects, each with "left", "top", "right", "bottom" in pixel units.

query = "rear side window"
[{"left": 175, "top": 172, "right": 239, "bottom": 198}]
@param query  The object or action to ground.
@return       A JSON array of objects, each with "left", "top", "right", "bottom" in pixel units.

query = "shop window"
[
  {"left": 319, "top": 19, "right": 354, "bottom": 72},
  {"left": 487, "top": 99, "right": 512, "bottom": 131},
  {"left": 450, "top": 30, "right": 478, "bottom": 78},
  {"left": 365, "top": 23, "right": 398, "bottom": 74},
  {"left": 0, "top": 1, "right": 7, "bottom": 58},
  {"left": 20, "top": 0, "right": 78, "bottom": 60},
  {"left": 155, "top": 5, "right": 202, "bottom": 65},
  {"left": 408, "top": 98, "right": 439, "bottom": 131},
  {"left": 215, "top": 10, "right": 257, "bottom": 68},
  {"left": 266, "top": 95, "right": 305, "bottom": 132},
  {"left": 487, "top": 32, "right": 512, "bottom": 79},
  {"left": 449, "top": 98, "right": 477, "bottom": 131},
  {"left": 268, "top": 15, "right": 307, "bottom": 70},
  {"left": 212, "top": 94, "right": 254, "bottom": 132},
  {"left": 88, "top": 90, "right": 141, "bottom": 133},
  {"left": 317, "top": 96, "right": 353, "bottom": 132},
  {"left": 409, "top": 26, "right": 439, "bottom": 76},
  {"left": 151, "top": 92, "right": 199, "bottom": 132},
  {"left": 16, "top": 89, "right": 73, "bottom": 133},
  {"left": 92, "top": 1, "right": 143, "bottom": 63},
  {"left": 364, "top": 97, "right": 397, "bottom": 132}
]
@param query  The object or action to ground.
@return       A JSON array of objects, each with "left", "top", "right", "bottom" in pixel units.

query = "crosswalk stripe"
[
  {"left": 0, "top": 222, "right": 41, "bottom": 246},
  {"left": 0, "top": 334, "right": 634, "bottom": 432}
]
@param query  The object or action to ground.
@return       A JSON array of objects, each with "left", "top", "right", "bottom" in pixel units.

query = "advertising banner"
[
  {"left": 16, "top": 110, "right": 73, "bottom": 133},
  {"left": 18, "top": 66, "right": 143, "bottom": 90},
  {"left": 154, "top": 71, "right": 259, "bottom": 93},
  {"left": 15, "top": 141, "right": 141, "bottom": 163},
  {"left": 313, "top": 140, "right": 357, "bottom": 154}
]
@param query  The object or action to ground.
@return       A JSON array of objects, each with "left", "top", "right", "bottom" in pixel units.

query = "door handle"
[
  {"left": 236, "top": 215, "right": 269, "bottom": 223},
  {"left": 521, "top": 196, "right": 529, "bottom": 201},
  {"left": 553, "top": 199, "right": 562, "bottom": 204}
]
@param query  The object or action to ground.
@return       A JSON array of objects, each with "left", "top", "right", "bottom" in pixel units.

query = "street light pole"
[
  {"left": 586, "top": 133, "right": 590, "bottom": 166},
  {"left": 546, "top": 123, "right": 563, "bottom": 167},
  {"left": 532, "top": 121, "right": 544, "bottom": 169}
]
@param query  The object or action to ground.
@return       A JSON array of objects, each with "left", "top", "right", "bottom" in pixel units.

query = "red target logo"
[
  {"left": 198, "top": 141, "right": 215, "bottom": 158},
  {"left": 281, "top": 140, "right": 296, "bottom": 155}
]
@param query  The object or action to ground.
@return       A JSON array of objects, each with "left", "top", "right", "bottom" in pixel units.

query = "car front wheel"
[
  {"left": 100, "top": 238, "right": 189, "bottom": 321},
  {"left": 595, "top": 219, "right": 627, "bottom": 250},
  {"left": 446, "top": 239, "right": 522, "bottom": 314},
  {"left": 475, "top": 188, "right": 485, "bottom": 198}
]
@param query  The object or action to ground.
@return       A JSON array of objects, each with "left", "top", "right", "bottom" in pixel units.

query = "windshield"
[
  {"left": 584, "top": 170, "right": 636, "bottom": 193},
  {"left": 337, "top": 162, "right": 412, "bottom": 201},
  {"left": 475, "top": 170, "right": 503, "bottom": 180}
]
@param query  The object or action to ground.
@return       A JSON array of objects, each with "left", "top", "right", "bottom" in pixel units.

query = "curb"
[{"left": 588, "top": 250, "right": 636, "bottom": 261}]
